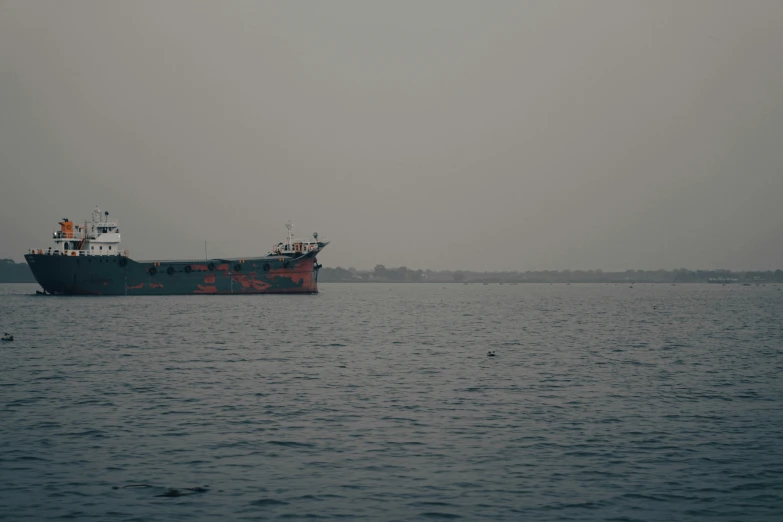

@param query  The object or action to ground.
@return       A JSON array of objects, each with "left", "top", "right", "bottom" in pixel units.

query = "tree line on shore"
[
  {"left": 0, "top": 259, "right": 35, "bottom": 283},
  {"left": 320, "top": 265, "right": 783, "bottom": 284}
]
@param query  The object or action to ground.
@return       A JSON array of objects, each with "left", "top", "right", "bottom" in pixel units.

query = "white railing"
[
  {"left": 30, "top": 249, "right": 129, "bottom": 257},
  {"left": 269, "top": 239, "right": 328, "bottom": 256}
]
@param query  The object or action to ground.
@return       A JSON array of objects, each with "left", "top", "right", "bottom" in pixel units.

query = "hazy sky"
[{"left": 2, "top": 1, "right": 782, "bottom": 270}]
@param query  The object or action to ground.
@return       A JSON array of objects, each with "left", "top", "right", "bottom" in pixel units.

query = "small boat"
[{"left": 1, "top": 333, "right": 13, "bottom": 342}]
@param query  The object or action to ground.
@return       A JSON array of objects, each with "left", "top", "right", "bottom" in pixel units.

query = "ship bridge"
[
  {"left": 33, "top": 207, "right": 127, "bottom": 257},
  {"left": 267, "top": 221, "right": 328, "bottom": 258}
]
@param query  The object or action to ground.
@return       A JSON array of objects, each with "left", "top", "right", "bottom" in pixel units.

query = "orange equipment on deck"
[{"left": 59, "top": 219, "right": 73, "bottom": 238}]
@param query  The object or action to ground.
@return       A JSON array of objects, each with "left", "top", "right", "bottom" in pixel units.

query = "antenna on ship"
[{"left": 286, "top": 221, "right": 293, "bottom": 249}]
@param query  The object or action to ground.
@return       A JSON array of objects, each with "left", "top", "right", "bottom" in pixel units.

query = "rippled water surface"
[{"left": 1, "top": 282, "right": 782, "bottom": 521}]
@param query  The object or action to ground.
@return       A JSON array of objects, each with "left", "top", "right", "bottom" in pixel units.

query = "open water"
[{"left": 1, "top": 282, "right": 782, "bottom": 521}]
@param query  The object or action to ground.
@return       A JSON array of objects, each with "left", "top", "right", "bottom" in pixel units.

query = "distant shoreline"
[
  {"left": 2, "top": 259, "right": 781, "bottom": 285},
  {"left": 2, "top": 281, "right": 781, "bottom": 285},
  {"left": 320, "top": 266, "right": 783, "bottom": 284},
  {"left": 314, "top": 280, "right": 780, "bottom": 285}
]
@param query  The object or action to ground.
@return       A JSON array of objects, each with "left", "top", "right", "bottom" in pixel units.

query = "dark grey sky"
[{"left": 2, "top": 1, "right": 782, "bottom": 270}]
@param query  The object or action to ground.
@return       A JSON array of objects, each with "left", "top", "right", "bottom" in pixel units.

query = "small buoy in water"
[{"left": 487, "top": 351, "right": 496, "bottom": 357}]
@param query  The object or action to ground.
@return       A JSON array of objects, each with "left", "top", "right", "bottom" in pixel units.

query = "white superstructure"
[
  {"left": 267, "top": 221, "right": 325, "bottom": 257},
  {"left": 34, "top": 207, "right": 126, "bottom": 257}
]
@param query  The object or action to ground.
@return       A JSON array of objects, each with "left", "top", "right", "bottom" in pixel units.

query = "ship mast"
[{"left": 286, "top": 221, "right": 293, "bottom": 249}]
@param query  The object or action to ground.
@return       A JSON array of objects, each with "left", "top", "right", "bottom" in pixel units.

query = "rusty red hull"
[{"left": 24, "top": 253, "right": 321, "bottom": 296}]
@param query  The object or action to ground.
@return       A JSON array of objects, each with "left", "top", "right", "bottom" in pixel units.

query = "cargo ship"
[{"left": 25, "top": 207, "right": 327, "bottom": 295}]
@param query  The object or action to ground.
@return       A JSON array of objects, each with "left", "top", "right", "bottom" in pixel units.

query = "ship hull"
[{"left": 24, "top": 253, "right": 320, "bottom": 296}]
